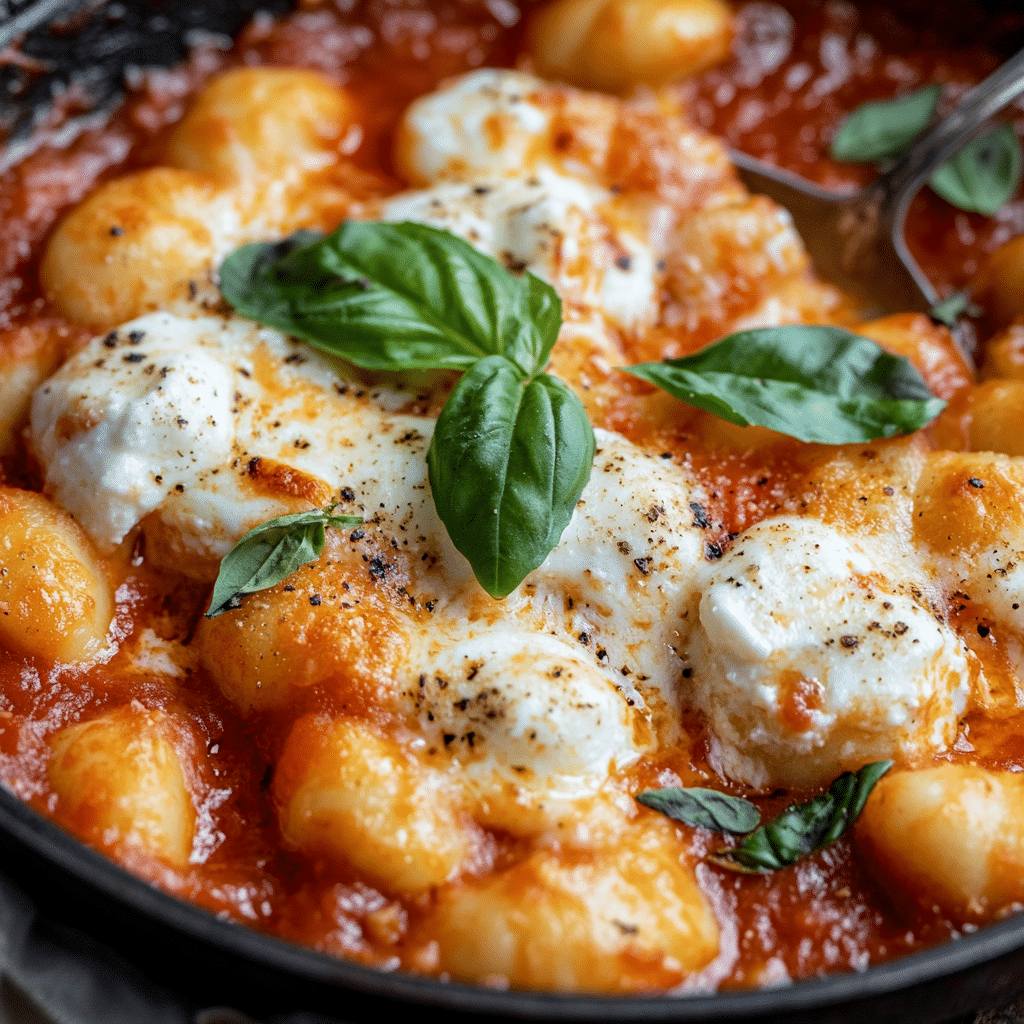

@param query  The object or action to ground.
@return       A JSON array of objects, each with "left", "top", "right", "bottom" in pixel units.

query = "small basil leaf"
[
  {"left": 206, "top": 506, "right": 362, "bottom": 618},
  {"left": 636, "top": 787, "right": 761, "bottom": 834},
  {"left": 219, "top": 221, "right": 561, "bottom": 377},
  {"left": 830, "top": 85, "right": 940, "bottom": 163},
  {"left": 523, "top": 268, "right": 564, "bottom": 371},
  {"left": 929, "top": 125, "right": 1023, "bottom": 216},
  {"left": 928, "top": 289, "right": 984, "bottom": 328},
  {"left": 708, "top": 760, "right": 894, "bottom": 874},
  {"left": 625, "top": 326, "right": 945, "bottom": 444},
  {"left": 427, "top": 356, "right": 594, "bottom": 598}
]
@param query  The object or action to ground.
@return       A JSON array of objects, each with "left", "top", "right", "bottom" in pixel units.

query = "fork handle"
[{"left": 874, "top": 46, "right": 1024, "bottom": 210}]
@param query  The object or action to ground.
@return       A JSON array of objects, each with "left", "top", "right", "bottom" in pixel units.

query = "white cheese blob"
[
  {"left": 380, "top": 171, "right": 657, "bottom": 331},
  {"left": 406, "top": 630, "right": 642, "bottom": 797},
  {"left": 685, "top": 517, "right": 977, "bottom": 789},
  {"left": 383, "top": 68, "right": 661, "bottom": 333},
  {"left": 399, "top": 68, "right": 553, "bottom": 184},
  {"left": 31, "top": 316, "right": 237, "bottom": 549}
]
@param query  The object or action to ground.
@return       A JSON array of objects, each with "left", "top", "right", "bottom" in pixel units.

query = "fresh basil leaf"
[
  {"left": 708, "top": 761, "right": 894, "bottom": 874},
  {"left": 636, "top": 787, "right": 761, "bottom": 834},
  {"left": 427, "top": 355, "right": 594, "bottom": 599},
  {"left": 206, "top": 506, "right": 362, "bottom": 618},
  {"left": 219, "top": 221, "right": 561, "bottom": 377},
  {"left": 929, "top": 125, "right": 1023, "bottom": 216},
  {"left": 830, "top": 85, "right": 940, "bottom": 163},
  {"left": 928, "top": 289, "right": 984, "bottom": 328},
  {"left": 625, "top": 326, "right": 945, "bottom": 444}
]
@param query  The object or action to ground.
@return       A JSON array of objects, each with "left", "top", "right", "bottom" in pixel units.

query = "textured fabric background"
[{"left": 0, "top": 870, "right": 351, "bottom": 1024}]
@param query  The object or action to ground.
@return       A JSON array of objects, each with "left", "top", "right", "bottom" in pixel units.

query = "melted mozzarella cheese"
[
  {"left": 384, "top": 70, "right": 662, "bottom": 333},
  {"left": 380, "top": 171, "right": 657, "bottom": 331},
  {"left": 30, "top": 308, "right": 709, "bottom": 803},
  {"left": 406, "top": 630, "right": 640, "bottom": 795},
  {"left": 397, "top": 69, "right": 554, "bottom": 184},
  {"left": 685, "top": 517, "right": 977, "bottom": 789},
  {"left": 31, "top": 316, "right": 237, "bottom": 549}
]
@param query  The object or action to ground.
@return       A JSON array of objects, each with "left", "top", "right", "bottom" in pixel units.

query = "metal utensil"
[{"left": 730, "top": 47, "right": 1024, "bottom": 328}]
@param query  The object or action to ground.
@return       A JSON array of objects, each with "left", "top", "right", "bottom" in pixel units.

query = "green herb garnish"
[
  {"left": 831, "top": 87, "right": 1023, "bottom": 216},
  {"left": 830, "top": 84, "right": 941, "bottom": 164},
  {"left": 706, "top": 761, "right": 894, "bottom": 874},
  {"left": 928, "top": 289, "right": 984, "bottom": 328},
  {"left": 218, "top": 221, "right": 561, "bottom": 376},
  {"left": 624, "top": 326, "right": 945, "bottom": 444},
  {"left": 219, "top": 221, "right": 593, "bottom": 600},
  {"left": 205, "top": 505, "right": 361, "bottom": 617},
  {"left": 636, "top": 787, "right": 761, "bottom": 834},
  {"left": 928, "top": 125, "right": 1023, "bottom": 216},
  {"left": 428, "top": 356, "right": 594, "bottom": 598}
]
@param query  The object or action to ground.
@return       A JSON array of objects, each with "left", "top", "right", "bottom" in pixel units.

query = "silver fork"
[{"left": 730, "top": 47, "right": 1024, "bottom": 334}]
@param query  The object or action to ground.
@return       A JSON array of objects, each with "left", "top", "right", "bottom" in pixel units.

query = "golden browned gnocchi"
[
  {"left": 0, "top": 487, "right": 113, "bottom": 663},
  {"left": 41, "top": 68, "right": 360, "bottom": 331},
  {"left": 417, "top": 821, "right": 719, "bottom": 991},
  {"left": 932, "top": 379, "right": 1024, "bottom": 457},
  {"left": 164, "top": 68, "right": 353, "bottom": 188},
  {"left": 273, "top": 715, "right": 482, "bottom": 893},
  {"left": 528, "top": 0, "right": 734, "bottom": 94},
  {"left": 194, "top": 537, "right": 407, "bottom": 714},
  {"left": 49, "top": 706, "right": 199, "bottom": 868},
  {"left": 972, "top": 235, "right": 1024, "bottom": 336},
  {"left": 858, "top": 765, "right": 1024, "bottom": 924}
]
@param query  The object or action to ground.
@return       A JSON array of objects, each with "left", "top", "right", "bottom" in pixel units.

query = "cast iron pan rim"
[{"left": 2, "top": 781, "right": 1023, "bottom": 1020}]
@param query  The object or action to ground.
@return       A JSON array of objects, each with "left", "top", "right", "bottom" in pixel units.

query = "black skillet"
[{"left": 1, "top": 1, "right": 1024, "bottom": 1020}]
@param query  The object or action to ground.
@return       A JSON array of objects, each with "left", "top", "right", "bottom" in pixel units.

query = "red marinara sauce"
[
  {"left": 681, "top": 0, "right": 1024, "bottom": 294},
  {"left": 0, "top": 0, "right": 1021, "bottom": 992}
]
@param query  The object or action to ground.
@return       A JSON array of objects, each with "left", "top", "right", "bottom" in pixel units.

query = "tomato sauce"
[
  {"left": 0, "top": 0, "right": 1022, "bottom": 993},
  {"left": 682, "top": 0, "right": 1024, "bottom": 292}
]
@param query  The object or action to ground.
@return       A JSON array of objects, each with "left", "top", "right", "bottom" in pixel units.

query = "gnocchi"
[
  {"left": 49, "top": 706, "right": 197, "bottom": 868},
  {"left": 858, "top": 765, "right": 1024, "bottom": 923},
  {"left": 528, "top": 0, "right": 734, "bottom": 94},
  {"left": 273, "top": 715, "right": 481, "bottom": 893},
  {"left": 0, "top": 488, "right": 113, "bottom": 664}
]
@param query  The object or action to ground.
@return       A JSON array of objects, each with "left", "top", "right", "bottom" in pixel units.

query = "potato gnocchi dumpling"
[
  {"left": 0, "top": 487, "right": 113, "bottom": 664},
  {"left": 528, "top": 0, "right": 734, "bottom": 94},
  {"left": 165, "top": 68, "right": 353, "bottom": 187},
  {"left": 49, "top": 706, "right": 198, "bottom": 868},
  {"left": 42, "top": 69, "right": 360, "bottom": 331},
  {"left": 858, "top": 765, "right": 1024, "bottom": 924},
  {"left": 418, "top": 821, "right": 719, "bottom": 991},
  {"left": 972, "top": 235, "right": 1024, "bottom": 336},
  {"left": 274, "top": 715, "right": 482, "bottom": 894}
]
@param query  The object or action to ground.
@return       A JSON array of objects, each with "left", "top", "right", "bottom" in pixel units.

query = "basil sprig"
[
  {"left": 636, "top": 787, "right": 761, "bottom": 834},
  {"left": 706, "top": 761, "right": 893, "bottom": 874},
  {"left": 206, "top": 506, "right": 362, "bottom": 617},
  {"left": 625, "top": 326, "right": 944, "bottom": 444},
  {"left": 219, "top": 221, "right": 561, "bottom": 377},
  {"left": 929, "top": 125, "right": 1023, "bottom": 216},
  {"left": 830, "top": 85, "right": 941, "bottom": 164},
  {"left": 929, "top": 289, "right": 983, "bottom": 329},
  {"left": 219, "top": 222, "right": 594, "bottom": 599},
  {"left": 830, "top": 86, "right": 1023, "bottom": 216},
  {"left": 428, "top": 357, "right": 594, "bottom": 598}
]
